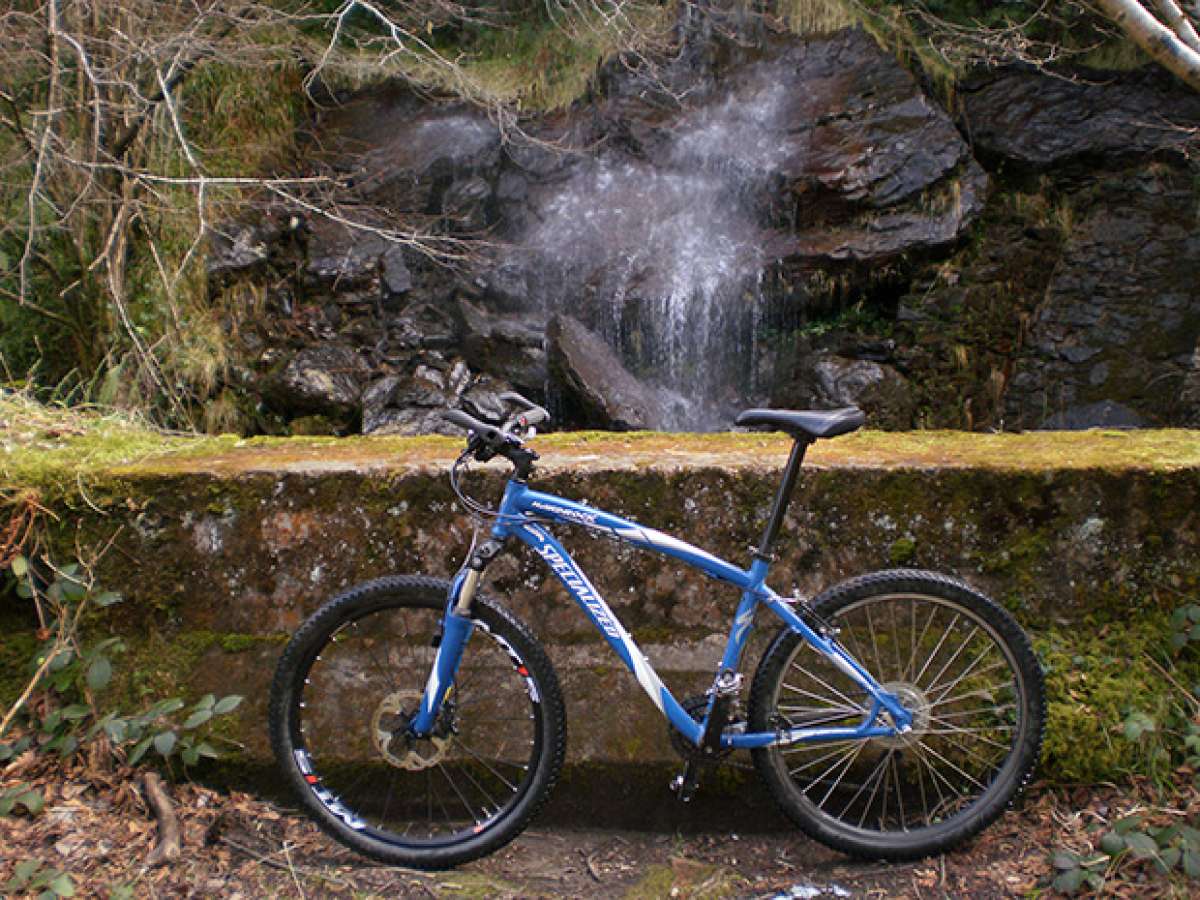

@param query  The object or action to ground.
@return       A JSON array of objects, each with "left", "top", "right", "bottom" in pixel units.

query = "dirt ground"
[{"left": 1, "top": 751, "right": 1194, "bottom": 899}]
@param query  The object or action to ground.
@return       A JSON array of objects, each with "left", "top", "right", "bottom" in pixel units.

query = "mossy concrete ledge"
[{"left": 4, "top": 429, "right": 1200, "bottom": 786}]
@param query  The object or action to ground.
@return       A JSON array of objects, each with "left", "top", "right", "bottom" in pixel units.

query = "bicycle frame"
[{"left": 412, "top": 478, "right": 914, "bottom": 749}]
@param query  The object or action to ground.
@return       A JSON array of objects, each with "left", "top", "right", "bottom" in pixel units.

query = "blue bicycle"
[{"left": 269, "top": 394, "right": 1044, "bottom": 869}]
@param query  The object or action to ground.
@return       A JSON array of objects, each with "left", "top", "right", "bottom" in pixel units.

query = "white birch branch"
[
  {"left": 1153, "top": 0, "right": 1200, "bottom": 53},
  {"left": 1094, "top": 0, "right": 1200, "bottom": 91}
]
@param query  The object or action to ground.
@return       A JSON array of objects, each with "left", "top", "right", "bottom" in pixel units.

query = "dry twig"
[{"left": 142, "top": 771, "right": 183, "bottom": 867}]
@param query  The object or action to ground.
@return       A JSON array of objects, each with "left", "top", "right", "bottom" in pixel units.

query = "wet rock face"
[
  {"left": 776, "top": 351, "right": 915, "bottom": 430},
  {"left": 270, "top": 25, "right": 986, "bottom": 432},
  {"left": 214, "top": 20, "right": 1200, "bottom": 435},
  {"left": 269, "top": 345, "right": 369, "bottom": 425},
  {"left": 496, "top": 28, "right": 985, "bottom": 423},
  {"left": 963, "top": 67, "right": 1200, "bottom": 167},
  {"left": 547, "top": 315, "right": 679, "bottom": 431},
  {"left": 1006, "top": 167, "right": 1200, "bottom": 429}
]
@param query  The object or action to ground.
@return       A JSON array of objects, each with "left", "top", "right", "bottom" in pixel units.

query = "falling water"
[{"left": 516, "top": 59, "right": 797, "bottom": 429}]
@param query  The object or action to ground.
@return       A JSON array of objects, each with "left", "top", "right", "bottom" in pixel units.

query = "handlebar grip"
[
  {"left": 442, "top": 409, "right": 501, "bottom": 442},
  {"left": 499, "top": 391, "right": 551, "bottom": 429},
  {"left": 520, "top": 406, "right": 550, "bottom": 428}
]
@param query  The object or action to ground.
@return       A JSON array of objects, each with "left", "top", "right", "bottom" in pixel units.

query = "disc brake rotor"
[
  {"left": 876, "top": 681, "right": 931, "bottom": 748},
  {"left": 371, "top": 689, "right": 451, "bottom": 771}
]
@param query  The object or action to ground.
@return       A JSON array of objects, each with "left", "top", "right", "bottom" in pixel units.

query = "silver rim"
[{"left": 771, "top": 593, "right": 1026, "bottom": 835}]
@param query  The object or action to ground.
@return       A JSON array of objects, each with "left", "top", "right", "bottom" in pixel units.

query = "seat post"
[{"left": 755, "top": 437, "right": 810, "bottom": 562}]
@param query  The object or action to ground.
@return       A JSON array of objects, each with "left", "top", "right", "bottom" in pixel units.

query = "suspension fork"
[{"left": 408, "top": 537, "right": 506, "bottom": 736}]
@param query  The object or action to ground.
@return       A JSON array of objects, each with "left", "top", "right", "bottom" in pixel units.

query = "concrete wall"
[{"left": 12, "top": 430, "right": 1200, "bottom": 781}]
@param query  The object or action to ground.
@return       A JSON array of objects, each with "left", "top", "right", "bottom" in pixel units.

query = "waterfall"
[{"left": 515, "top": 59, "right": 796, "bottom": 429}]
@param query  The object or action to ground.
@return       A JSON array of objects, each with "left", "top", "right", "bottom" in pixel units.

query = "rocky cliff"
[{"left": 206, "top": 18, "right": 1200, "bottom": 435}]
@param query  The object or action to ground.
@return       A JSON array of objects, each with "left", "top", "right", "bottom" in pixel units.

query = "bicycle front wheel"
[
  {"left": 749, "top": 570, "right": 1044, "bottom": 860},
  {"left": 269, "top": 576, "right": 565, "bottom": 869}
]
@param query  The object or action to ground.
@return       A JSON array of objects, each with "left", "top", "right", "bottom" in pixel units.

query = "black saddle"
[{"left": 735, "top": 407, "right": 865, "bottom": 441}]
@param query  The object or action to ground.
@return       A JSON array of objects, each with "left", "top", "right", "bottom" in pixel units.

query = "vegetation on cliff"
[{"left": 2, "top": 0, "right": 1182, "bottom": 435}]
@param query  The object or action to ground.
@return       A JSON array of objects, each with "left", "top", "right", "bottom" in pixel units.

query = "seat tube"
[{"left": 755, "top": 439, "right": 808, "bottom": 562}]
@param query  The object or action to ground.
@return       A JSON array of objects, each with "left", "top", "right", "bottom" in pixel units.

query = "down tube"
[{"left": 508, "top": 520, "right": 703, "bottom": 746}]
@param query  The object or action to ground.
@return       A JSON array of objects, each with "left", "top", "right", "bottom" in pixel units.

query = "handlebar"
[
  {"left": 443, "top": 409, "right": 503, "bottom": 444},
  {"left": 442, "top": 391, "right": 550, "bottom": 475}
]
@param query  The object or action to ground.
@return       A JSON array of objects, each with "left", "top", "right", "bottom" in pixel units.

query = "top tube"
[{"left": 491, "top": 479, "right": 761, "bottom": 591}]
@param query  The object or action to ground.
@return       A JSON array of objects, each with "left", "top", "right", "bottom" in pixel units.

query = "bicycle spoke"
[
  {"left": 890, "top": 751, "right": 907, "bottom": 831},
  {"left": 780, "top": 709, "right": 863, "bottom": 728},
  {"left": 760, "top": 582, "right": 1041, "bottom": 853},
  {"left": 863, "top": 604, "right": 886, "bottom": 682},
  {"left": 888, "top": 600, "right": 904, "bottom": 681},
  {"left": 455, "top": 739, "right": 520, "bottom": 792},
  {"left": 815, "top": 742, "right": 868, "bottom": 809},
  {"left": 783, "top": 668, "right": 866, "bottom": 716},
  {"left": 437, "top": 761, "right": 483, "bottom": 825},
  {"left": 284, "top": 593, "right": 551, "bottom": 852},
  {"left": 917, "top": 740, "right": 988, "bottom": 792},
  {"left": 927, "top": 658, "right": 1011, "bottom": 709},
  {"left": 928, "top": 703, "right": 1016, "bottom": 722},
  {"left": 910, "top": 740, "right": 961, "bottom": 815},
  {"left": 851, "top": 751, "right": 891, "bottom": 828},
  {"left": 920, "top": 624, "right": 980, "bottom": 694},
  {"left": 912, "top": 611, "right": 959, "bottom": 686},
  {"left": 911, "top": 747, "right": 932, "bottom": 827},
  {"left": 781, "top": 737, "right": 856, "bottom": 756}
]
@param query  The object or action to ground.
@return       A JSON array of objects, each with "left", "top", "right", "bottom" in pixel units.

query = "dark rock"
[
  {"left": 461, "top": 380, "right": 508, "bottom": 422},
  {"left": 206, "top": 222, "right": 278, "bottom": 279},
  {"left": 457, "top": 298, "right": 547, "bottom": 393},
  {"left": 271, "top": 345, "right": 368, "bottom": 419},
  {"left": 775, "top": 352, "right": 915, "bottom": 430},
  {"left": 394, "top": 368, "right": 452, "bottom": 408},
  {"left": 394, "top": 301, "right": 458, "bottom": 350},
  {"left": 304, "top": 219, "right": 414, "bottom": 302},
  {"left": 314, "top": 85, "right": 501, "bottom": 213},
  {"left": 361, "top": 375, "right": 402, "bottom": 433},
  {"left": 362, "top": 357, "right": 480, "bottom": 436},
  {"left": 963, "top": 67, "right": 1200, "bottom": 168},
  {"left": 305, "top": 221, "right": 380, "bottom": 287},
  {"left": 380, "top": 247, "right": 412, "bottom": 295},
  {"left": 441, "top": 176, "right": 493, "bottom": 231},
  {"left": 362, "top": 407, "right": 454, "bottom": 436},
  {"left": 1007, "top": 165, "right": 1200, "bottom": 428},
  {"left": 547, "top": 315, "right": 659, "bottom": 431},
  {"left": 1039, "top": 401, "right": 1147, "bottom": 431},
  {"left": 776, "top": 160, "right": 988, "bottom": 265}
]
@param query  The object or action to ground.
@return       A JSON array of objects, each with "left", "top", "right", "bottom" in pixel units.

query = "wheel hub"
[
  {"left": 371, "top": 689, "right": 451, "bottom": 771},
  {"left": 875, "top": 681, "right": 931, "bottom": 748}
]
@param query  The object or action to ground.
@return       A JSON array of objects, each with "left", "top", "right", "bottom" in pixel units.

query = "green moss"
[
  {"left": 0, "top": 630, "right": 39, "bottom": 709},
  {"left": 434, "top": 872, "right": 524, "bottom": 898},
  {"left": 120, "top": 630, "right": 220, "bottom": 704},
  {"left": 217, "top": 633, "right": 284, "bottom": 654},
  {"left": 1037, "top": 616, "right": 1199, "bottom": 784},
  {"left": 625, "top": 865, "right": 678, "bottom": 900},
  {"left": 889, "top": 537, "right": 917, "bottom": 565}
]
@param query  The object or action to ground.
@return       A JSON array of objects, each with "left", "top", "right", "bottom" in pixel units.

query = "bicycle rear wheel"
[
  {"left": 749, "top": 569, "right": 1044, "bottom": 860},
  {"left": 269, "top": 576, "right": 565, "bottom": 869}
]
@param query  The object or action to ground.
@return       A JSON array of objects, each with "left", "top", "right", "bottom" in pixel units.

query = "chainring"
[{"left": 668, "top": 694, "right": 739, "bottom": 763}]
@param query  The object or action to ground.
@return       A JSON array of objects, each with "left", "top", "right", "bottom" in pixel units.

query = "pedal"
[{"left": 670, "top": 762, "right": 700, "bottom": 802}]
